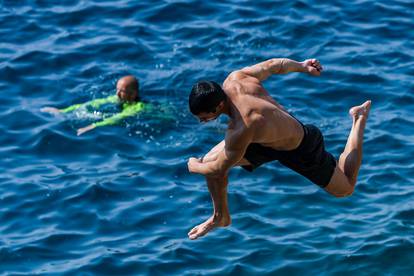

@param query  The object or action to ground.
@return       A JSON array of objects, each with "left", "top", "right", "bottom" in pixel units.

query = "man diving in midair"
[{"left": 187, "top": 58, "right": 371, "bottom": 240}]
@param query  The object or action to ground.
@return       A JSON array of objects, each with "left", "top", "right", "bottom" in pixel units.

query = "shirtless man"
[{"left": 187, "top": 58, "right": 371, "bottom": 240}]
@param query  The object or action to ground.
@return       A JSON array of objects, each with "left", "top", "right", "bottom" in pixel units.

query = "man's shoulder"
[
  {"left": 223, "top": 72, "right": 241, "bottom": 92},
  {"left": 224, "top": 72, "right": 262, "bottom": 92},
  {"left": 224, "top": 70, "right": 252, "bottom": 85},
  {"left": 225, "top": 70, "right": 246, "bottom": 82}
]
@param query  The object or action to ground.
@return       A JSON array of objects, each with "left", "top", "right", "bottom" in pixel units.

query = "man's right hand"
[
  {"left": 187, "top": 157, "right": 202, "bottom": 174},
  {"left": 301, "top": 59, "right": 323, "bottom": 76},
  {"left": 41, "top": 107, "right": 61, "bottom": 114}
]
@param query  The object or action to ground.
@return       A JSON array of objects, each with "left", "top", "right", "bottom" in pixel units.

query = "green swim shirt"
[
  {"left": 60, "top": 95, "right": 119, "bottom": 113},
  {"left": 93, "top": 101, "right": 146, "bottom": 127},
  {"left": 59, "top": 95, "right": 147, "bottom": 128}
]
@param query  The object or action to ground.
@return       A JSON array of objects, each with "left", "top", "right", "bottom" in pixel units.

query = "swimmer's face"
[{"left": 116, "top": 82, "right": 138, "bottom": 102}]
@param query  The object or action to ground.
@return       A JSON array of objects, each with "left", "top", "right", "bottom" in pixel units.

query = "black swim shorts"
[{"left": 241, "top": 124, "right": 336, "bottom": 188}]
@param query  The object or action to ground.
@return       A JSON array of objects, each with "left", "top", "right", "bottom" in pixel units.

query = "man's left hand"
[{"left": 302, "top": 59, "right": 323, "bottom": 76}]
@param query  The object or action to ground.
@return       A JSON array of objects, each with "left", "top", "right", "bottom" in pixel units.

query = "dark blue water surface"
[{"left": 1, "top": 0, "right": 414, "bottom": 275}]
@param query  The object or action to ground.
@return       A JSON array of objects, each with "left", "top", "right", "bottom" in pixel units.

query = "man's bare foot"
[
  {"left": 188, "top": 215, "right": 230, "bottom": 240},
  {"left": 349, "top": 100, "right": 371, "bottom": 120}
]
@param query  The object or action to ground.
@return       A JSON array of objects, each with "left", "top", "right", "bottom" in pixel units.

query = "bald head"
[{"left": 116, "top": 75, "right": 139, "bottom": 102}]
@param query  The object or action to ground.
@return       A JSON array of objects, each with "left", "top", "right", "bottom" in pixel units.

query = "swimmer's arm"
[
  {"left": 44, "top": 102, "right": 86, "bottom": 114},
  {"left": 77, "top": 124, "right": 96, "bottom": 136},
  {"left": 72, "top": 95, "right": 118, "bottom": 111},
  {"left": 41, "top": 107, "right": 62, "bottom": 114},
  {"left": 41, "top": 103, "right": 83, "bottom": 114},
  {"left": 76, "top": 114, "right": 124, "bottom": 136},
  {"left": 87, "top": 95, "right": 119, "bottom": 109},
  {"left": 41, "top": 104, "right": 82, "bottom": 114},
  {"left": 237, "top": 58, "right": 323, "bottom": 81},
  {"left": 76, "top": 107, "right": 137, "bottom": 136},
  {"left": 42, "top": 96, "right": 118, "bottom": 114}
]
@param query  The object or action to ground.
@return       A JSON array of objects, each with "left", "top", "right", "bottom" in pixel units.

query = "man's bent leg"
[
  {"left": 325, "top": 100, "right": 371, "bottom": 197},
  {"left": 188, "top": 174, "right": 230, "bottom": 240},
  {"left": 201, "top": 140, "right": 251, "bottom": 166},
  {"left": 188, "top": 141, "right": 252, "bottom": 240}
]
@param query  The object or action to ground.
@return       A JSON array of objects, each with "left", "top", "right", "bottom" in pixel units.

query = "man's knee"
[
  {"left": 334, "top": 189, "right": 354, "bottom": 198},
  {"left": 327, "top": 184, "right": 355, "bottom": 198},
  {"left": 325, "top": 166, "right": 357, "bottom": 198},
  {"left": 325, "top": 176, "right": 356, "bottom": 198}
]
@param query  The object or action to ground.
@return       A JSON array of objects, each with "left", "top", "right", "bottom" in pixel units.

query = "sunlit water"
[{"left": 0, "top": 0, "right": 413, "bottom": 275}]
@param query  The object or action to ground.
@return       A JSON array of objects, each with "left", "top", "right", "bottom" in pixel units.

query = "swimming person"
[
  {"left": 41, "top": 75, "right": 146, "bottom": 135},
  {"left": 187, "top": 58, "right": 371, "bottom": 240}
]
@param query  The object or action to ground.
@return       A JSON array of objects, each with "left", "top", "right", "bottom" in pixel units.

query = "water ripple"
[{"left": 0, "top": 0, "right": 413, "bottom": 274}]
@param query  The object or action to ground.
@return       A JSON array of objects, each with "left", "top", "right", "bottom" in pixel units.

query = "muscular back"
[{"left": 223, "top": 71, "right": 304, "bottom": 150}]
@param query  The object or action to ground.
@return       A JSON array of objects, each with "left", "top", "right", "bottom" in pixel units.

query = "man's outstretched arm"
[{"left": 238, "top": 58, "right": 323, "bottom": 81}]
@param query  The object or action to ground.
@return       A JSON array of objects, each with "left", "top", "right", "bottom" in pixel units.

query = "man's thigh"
[{"left": 202, "top": 140, "right": 251, "bottom": 166}]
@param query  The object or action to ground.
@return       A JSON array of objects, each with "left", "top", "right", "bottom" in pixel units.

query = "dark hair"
[{"left": 189, "top": 80, "right": 226, "bottom": 115}]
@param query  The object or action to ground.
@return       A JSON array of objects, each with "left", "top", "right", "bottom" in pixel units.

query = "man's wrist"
[
  {"left": 297, "top": 61, "right": 307, "bottom": 73},
  {"left": 284, "top": 59, "right": 306, "bottom": 73}
]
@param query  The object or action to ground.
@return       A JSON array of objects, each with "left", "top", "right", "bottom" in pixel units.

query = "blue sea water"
[{"left": 1, "top": 0, "right": 413, "bottom": 274}]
